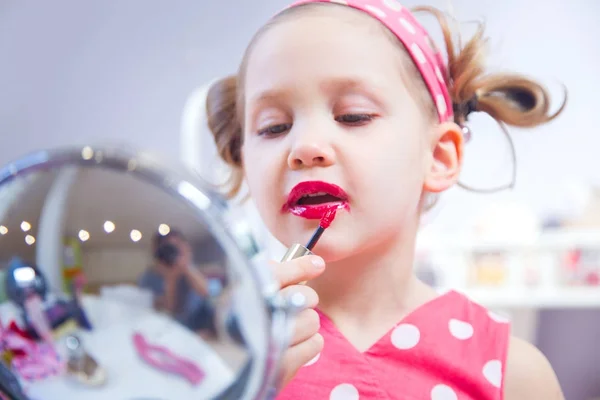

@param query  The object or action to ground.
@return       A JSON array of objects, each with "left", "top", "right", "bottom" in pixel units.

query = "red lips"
[{"left": 281, "top": 181, "right": 349, "bottom": 219}]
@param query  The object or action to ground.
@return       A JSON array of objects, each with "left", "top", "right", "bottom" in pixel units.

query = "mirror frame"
[{"left": 0, "top": 146, "right": 296, "bottom": 400}]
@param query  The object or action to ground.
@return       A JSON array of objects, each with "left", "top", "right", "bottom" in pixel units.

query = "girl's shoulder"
[{"left": 502, "top": 335, "right": 564, "bottom": 400}]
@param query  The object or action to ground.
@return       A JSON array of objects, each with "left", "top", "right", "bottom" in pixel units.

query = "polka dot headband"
[{"left": 284, "top": 0, "right": 453, "bottom": 123}]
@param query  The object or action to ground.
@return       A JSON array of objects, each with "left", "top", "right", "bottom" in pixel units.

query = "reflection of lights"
[
  {"left": 130, "top": 230, "right": 142, "bottom": 242},
  {"left": 177, "top": 181, "right": 210, "bottom": 210},
  {"left": 0, "top": 225, "right": 7, "bottom": 235},
  {"left": 14, "top": 266, "right": 35, "bottom": 284},
  {"left": 25, "top": 235, "right": 35, "bottom": 245},
  {"left": 158, "top": 224, "right": 170, "bottom": 236},
  {"left": 81, "top": 146, "right": 94, "bottom": 160},
  {"left": 104, "top": 221, "right": 115, "bottom": 233},
  {"left": 127, "top": 159, "right": 137, "bottom": 171},
  {"left": 78, "top": 230, "right": 90, "bottom": 242},
  {"left": 21, "top": 221, "right": 31, "bottom": 232}
]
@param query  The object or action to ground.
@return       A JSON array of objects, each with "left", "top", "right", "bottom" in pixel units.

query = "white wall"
[
  {"left": 80, "top": 235, "right": 227, "bottom": 285},
  {"left": 82, "top": 247, "right": 150, "bottom": 285},
  {"left": 1, "top": 0, "right": 599, "bottom": 235}
]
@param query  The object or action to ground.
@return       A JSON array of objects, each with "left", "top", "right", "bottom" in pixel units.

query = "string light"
[
  {"left": 158, "top": 224, "right": 170, "bottom": 236},
  {"left": 104, "top": 221, "right": 115, "bottom": 233},
  {"left": 81, "top": 146, "right": 94, "bottom": 160},
  {"left": 25, "top": 235, "right": 35, "bottom": 245},
  {"left": 78, "top": 230, "right": 90, "bottom": 242},
  {"left": 21, "top": 221, "right": 31, "bottom": 232},
  {"left": 130, "top": 230, "right": 142, "bottom": 242}
]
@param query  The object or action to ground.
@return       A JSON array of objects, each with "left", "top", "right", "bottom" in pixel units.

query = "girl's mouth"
[{"left": 282, "top": 181, "right": 349, "bottom": 219}]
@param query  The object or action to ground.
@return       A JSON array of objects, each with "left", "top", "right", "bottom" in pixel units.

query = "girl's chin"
[
  {"left": 274, "top": 218, "right": 353, "bottom": 257},
  {"left": 305, "top": 237, "right": 355, "bottom": 263}
]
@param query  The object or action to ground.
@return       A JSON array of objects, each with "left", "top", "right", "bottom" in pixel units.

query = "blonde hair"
[{"left": 206, "top": 3, "right": 566, "bottom": 198}]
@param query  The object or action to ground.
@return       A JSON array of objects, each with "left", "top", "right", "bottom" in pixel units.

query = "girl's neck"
[{"left": 311, "top": 225, "right": 431, "bottom": 324}]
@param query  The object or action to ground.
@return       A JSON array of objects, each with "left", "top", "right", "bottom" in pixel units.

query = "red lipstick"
[
  {"left": 282, "top": 181, "right": 349, "bottom": 220},
  {"left": 280, "top": 205, "right": 339, "bottom": 267},
  {"left": 305, "top": 207, "right": 338, "bottom": 250}
]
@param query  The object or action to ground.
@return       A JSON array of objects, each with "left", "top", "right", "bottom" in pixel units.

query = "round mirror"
[{"left": 0, "top": 146, "right": 293, "bottom": 400}]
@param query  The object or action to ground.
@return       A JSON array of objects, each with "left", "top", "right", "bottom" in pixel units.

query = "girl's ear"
[{"left": 423, "top": 121, "right": 464, "bottom": 193}]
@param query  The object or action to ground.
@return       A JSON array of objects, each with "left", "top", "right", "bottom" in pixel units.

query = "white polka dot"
[
  {"left": 304, "top": 352, "right": 320, "bottom": 367},
  {"left": 399, "top": 17, "right": 416, "bottom": 34},
  {"left": 364, "top": 5, "right": 387, "bottom": 18},
  {"left": 434, "top": 66, "right": 445, "bottom": 83},
  {"left": 488, "top": 311, "right": 510, "bottom": 324},
  {"left": 381, "top": 0, "right": 403, "bottom": 12},
  {"left": 330, "top": 0, "right": 348, "bottom": 4},
  {"left": 391, "top": 323, "right": 420, "bottom": 350},
  {"left": 431, "top": 384, "right": 458, "bottom": 400},
  {"left": 330, "top": 383, "right": 360, "bottom": 400},
  {"left": 410, "top": 43, "right": 427, "bottom": 64},
  {"left": 448, "top": 319, "right": 474, "bottom": 340},
  {"left": 483, "top": 360, "right": 503, "bottom": 388},
  {"left": 436, "top": 94, "right": 447, "bottom": 116}
]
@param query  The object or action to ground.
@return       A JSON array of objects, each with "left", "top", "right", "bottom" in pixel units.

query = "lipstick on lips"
[
  {"left": 280, "top": 181, "right": 347, "bottom": 265},
  {"left": 281, "top": 181, "right": 349, "bottom": 220}
]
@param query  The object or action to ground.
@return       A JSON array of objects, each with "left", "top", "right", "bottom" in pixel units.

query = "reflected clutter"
[{"left": 0, "top": 147, "right": 288, "bottom": 400}]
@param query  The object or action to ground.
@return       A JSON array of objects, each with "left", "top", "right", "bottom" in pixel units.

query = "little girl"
[{"left": 206, "top": 0, "right": 566, "bottom": 399}]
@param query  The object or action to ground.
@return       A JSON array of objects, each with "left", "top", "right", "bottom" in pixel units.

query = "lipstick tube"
[
  {"left": 280, "top": 243, "right": 312, "bottom": 285},
  {"left": 280, "top": 243, "right": 313, "bottom": 262}
]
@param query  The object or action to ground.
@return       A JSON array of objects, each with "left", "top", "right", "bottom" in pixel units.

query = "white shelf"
[
  {"left": 462, "top": 287, "right": 600, "bottom": 309},
  {"left": 417, "top": 230, "right": 600, "bottom": 252},
  {"left": 418, "top": 229, "right": 600, "bottom": 309}
]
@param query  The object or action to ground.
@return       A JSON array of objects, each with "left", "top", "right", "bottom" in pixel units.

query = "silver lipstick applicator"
[{"left": 280, "top": 207, "right": 337, "bottom": 264}]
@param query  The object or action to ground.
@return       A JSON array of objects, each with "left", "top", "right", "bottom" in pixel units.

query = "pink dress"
[{"left": 277, "top": 290, "right": 510, "bottom": 400}]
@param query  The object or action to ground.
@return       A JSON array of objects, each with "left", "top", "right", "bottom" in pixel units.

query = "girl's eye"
[
  {"left": 335, "top": 114, "right": 375, "bottom": 125},
  {"left": 257, "top": 123, "right": 292, "bottom": 137}
]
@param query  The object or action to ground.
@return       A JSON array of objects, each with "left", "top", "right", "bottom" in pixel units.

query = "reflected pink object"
[
  {"left": 24, "top": 294, "right": 53, "bottom": 343},
  {"left": 132, "top": 332, "right": 204, "bottom": 385},
  {"left": 1, "top": 328, "right": 64, "bottom": 382}
]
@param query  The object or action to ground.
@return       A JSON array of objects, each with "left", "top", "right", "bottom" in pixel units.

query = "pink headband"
[{"left": 284, "top": 0, "right": 453, "bottom": 123}]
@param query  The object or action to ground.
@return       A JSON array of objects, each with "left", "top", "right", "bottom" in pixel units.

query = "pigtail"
[
  {"left": 414, "top": 6, "right": 566, "bottom": 193},
  {"left": 413, "top": 6, "right": 567, "bottom": 127},
  {"left": 205, "top": 75, "right": 245, "bottom": 198}
]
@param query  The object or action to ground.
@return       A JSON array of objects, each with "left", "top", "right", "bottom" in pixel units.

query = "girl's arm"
[{"left": 503, "top": 336, "right": 564, "bottom": 400}]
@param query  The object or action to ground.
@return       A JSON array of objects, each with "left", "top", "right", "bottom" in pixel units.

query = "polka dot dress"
[{"left": 276, "top": 290, "right": 510, "bottom": 400}]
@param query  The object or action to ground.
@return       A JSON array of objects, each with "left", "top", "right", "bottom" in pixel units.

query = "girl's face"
[{"left": 241, "top": 7, "right": 461, "bottom": 261}]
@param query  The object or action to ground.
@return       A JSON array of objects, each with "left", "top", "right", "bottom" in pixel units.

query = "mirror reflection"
[{"left": 0, "top": 163, "right": 253, "bottom": 400}]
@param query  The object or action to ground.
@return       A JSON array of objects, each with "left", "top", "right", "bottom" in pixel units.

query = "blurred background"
[{"left": 1, "top": 0, "right": 600, "bottom": 399}]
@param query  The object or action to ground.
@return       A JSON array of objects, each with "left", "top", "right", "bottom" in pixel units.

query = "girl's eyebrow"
[
  {"left": 248, "top": 88, "right": 290, "bottom": 107},
  {"left": 247, "top": 76, "right": 388, "bottom": 110},
  {"left": 248, "top": 78, "right": 305, "bottom": 107},
  {"left": 320, "top": 77, "right": 377, "bottom": 93},
  {"left": 320, "top": 77, "right": 389, "bottom": 109}
]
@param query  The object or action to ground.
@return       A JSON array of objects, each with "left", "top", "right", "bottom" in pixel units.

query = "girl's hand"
[{"left": 271, "top": 255, "right": 326, "bottom": 388}]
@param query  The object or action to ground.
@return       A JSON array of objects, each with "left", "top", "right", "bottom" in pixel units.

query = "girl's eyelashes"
[
  {"left": 257, "top": 123, "right": 292, "bottom": 137},
  {"left": 255, "top": 113, "right": 377, "bottom": 137},
  {"left": 335, "top": 113, "right": 377, "bottom": 126}
]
